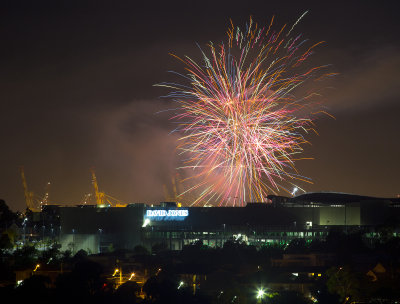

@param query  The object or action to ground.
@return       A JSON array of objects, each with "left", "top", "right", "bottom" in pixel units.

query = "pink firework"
[{"left": 158, "top": 15, "right": 333, "bottom": 206}]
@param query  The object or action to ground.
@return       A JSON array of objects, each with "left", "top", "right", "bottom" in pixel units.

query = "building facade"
[{"left": 37, "top": 193, "right": 400, "bottom": 254}]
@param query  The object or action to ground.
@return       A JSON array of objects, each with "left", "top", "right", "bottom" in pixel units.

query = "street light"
[
  {"left": 22, "top": 217, "right": 27, "bottom": 246},
  {"left": 33, "top": 264, "right": 40, "bottom": 272},
  {"left": 112, "top": 268, "right": 122, "bottom": 286},
  {"left": 98, "top": 228, "right": 103, "bottom": 253},
  {"left": 257, "top": 287, "right": 266, "bottom": 303}
]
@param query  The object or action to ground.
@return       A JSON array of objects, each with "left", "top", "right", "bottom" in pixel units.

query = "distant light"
[
  {"left": 97, "top": 203, "right": 109, "bottom": 208},
  {"left": 178, "top": 281, "right": 184, "bottom": 289},
  {"left": 128, "top": 273, "right": 135, "bottom": 280},
  {"left": 234, "top": 233, "right": 242, "bottom": 241},
  {"left": 257, "top": 288, "right": 265, "bottom": 299},
  {"left": 142, "top": 218, "right": 151, "bottom": 227},
  {"left": 292, "top": 187, "right": 298, "bottom": 196},
  {"left": 33, "top": 264, "right": 40, "bottom": 272}
]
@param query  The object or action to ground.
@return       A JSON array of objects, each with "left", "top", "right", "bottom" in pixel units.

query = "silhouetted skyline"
[{"left": 1, "top": 0, "right": 399, "bottom": 210}]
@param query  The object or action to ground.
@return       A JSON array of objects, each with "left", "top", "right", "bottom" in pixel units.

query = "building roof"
[{"left": 291, "top": 192, "right": 400, "bottom": 204}]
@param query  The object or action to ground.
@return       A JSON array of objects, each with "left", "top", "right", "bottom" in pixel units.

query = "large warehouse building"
[{"left": 37, "top": 192, "right": 400, "bottom": 254}]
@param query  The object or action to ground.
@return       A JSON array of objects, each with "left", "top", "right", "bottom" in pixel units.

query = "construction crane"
[
  {"left": 80, "top": 193, "right": 93, "bottom": 205},
  {"left": 20, "top": 167, "right": 40, "bottom": 212},
  {"left": 20, "top": 167, "right": 54, "bottom": 211},
  {"left": 91, "top": 168, "right": 106, "bottom": 207},
  {"left": 163, "top": 173, "right": 186, "bottom": 206},
  {"left": 39, "top": 182, "right": 51, "bottom": 206},
  {"left": 90, "top": 169, "right": 126, "bottom": 208}
]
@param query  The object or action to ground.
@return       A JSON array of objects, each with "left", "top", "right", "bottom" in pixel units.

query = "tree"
[
  {"left": 114, "top": 281, "right": 141, "bottom": 304},
  {"left": 55, "top": 259, "right": 106, "bottom": 301},
  {"left": 151, "top": 242, "right": 168, "bottom": 255},
  {"left": 202, "top": 270, "right": 247, "bottom": 304},
  {"left": 143, "top": 274, "right": 179, "bottom": 303},
  {"left": 269, "top": 290, "right": 310, "bottom": 304},
  {"left": 309, "top": 278, "right": 340, "bottom": 304},
  {"left": 133, "top": 244, "right": 150, "bottom": 255},
  {"left": 16, "top": 275, "right": 52, "bottom": 303},
  {"left": 326, "top": 266, "right": 361, "bottom": 303},
  {"left": 0, "top": 200, "right": 18, "bottom": 227},
  {"left": 285, "top": 238, "right": 308, "bottom": 253},
  {"left": 40, "top": 243, "right": 62, "bottom": 265},
  {"left": 73, "top": 249, "right": 88, "bottom": 261},
  {"left": 13, "top": 245, "right": 38, "bottom": 269},
  {"left": 0, "top": 232, "right": 13, "bottom": 251}
]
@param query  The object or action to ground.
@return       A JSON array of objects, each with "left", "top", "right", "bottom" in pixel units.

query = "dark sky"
[{"left": 1, "top": 0, "right": 399, "bottom": 211}]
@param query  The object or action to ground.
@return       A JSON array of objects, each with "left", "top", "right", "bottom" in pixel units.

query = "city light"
[{"left": 257, "top": 288, "right": 265, "bottom": 299}]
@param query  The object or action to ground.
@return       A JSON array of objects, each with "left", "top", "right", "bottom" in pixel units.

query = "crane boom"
[
  {"left": 90, "top": 168, "right": 126, "bottom": 207},
  {"left": 91, "top": 168, "right": 104, "bottom": 206},
  {"left": 20, "top": 167, "right": 37, "bottom": 211}
]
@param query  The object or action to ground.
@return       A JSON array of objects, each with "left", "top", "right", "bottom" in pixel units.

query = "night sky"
[{"left": 1, "top": 1, "right": 399, "bottom": 211}]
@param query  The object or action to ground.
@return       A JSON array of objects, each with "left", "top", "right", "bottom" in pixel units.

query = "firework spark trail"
[{"left": 157, "top": 15, "right": 331, "bottom": 206}]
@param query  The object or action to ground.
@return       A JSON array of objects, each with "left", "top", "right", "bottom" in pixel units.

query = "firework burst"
[{"left": 158, "top": 15, "right": 333, "bottom": 206}]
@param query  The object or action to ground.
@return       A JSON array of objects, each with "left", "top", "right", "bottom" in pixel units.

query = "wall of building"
[
  {"left": 59, "top": 204, "right": 144, "bottom": 253},
  {"left": 319, "top": 206, "right": 360, "bottom": 226},
  {"left": 55, "top": 196, "right": 400, "bottom": 253},
  {"left": 60, "top": 233, "right": 98, "bottom": 254}
]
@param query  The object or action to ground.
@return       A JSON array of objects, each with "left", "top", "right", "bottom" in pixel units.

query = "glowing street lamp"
[
  {"left": 257, "top": 287, "right": 266, "bottom": 303},
  {"left": 33, "top": 264, "right": 40, "bottom": 272},
  {"left": 128, "top": 273, "right": 135, "bottom": 281},
  {"left": 257, "top": 288, "right": 265, "bottom": 298},
  {"left": 112, "top": 267, "right": 123, "bottom": 286}
]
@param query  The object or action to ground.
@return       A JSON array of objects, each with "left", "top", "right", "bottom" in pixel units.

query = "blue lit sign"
[{"left": 145, "top": 209, "right": 189, "bottom": 221}]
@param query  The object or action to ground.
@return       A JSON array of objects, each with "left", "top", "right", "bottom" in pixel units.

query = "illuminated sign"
[{"left": 145, "top": 209, "right": 189, "bottom": 221}]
